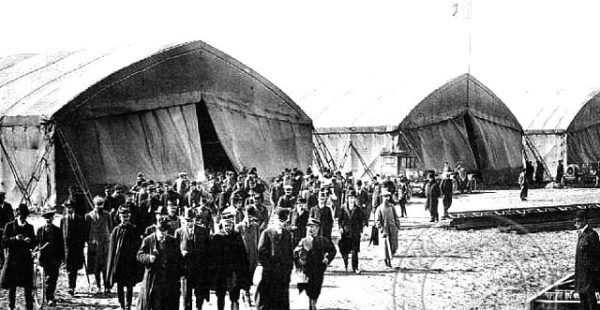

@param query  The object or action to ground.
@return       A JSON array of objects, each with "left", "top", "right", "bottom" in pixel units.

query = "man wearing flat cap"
[
  {"left": 36, "top": 206, "right": 63, "bottom": 306},
  {"left": 85, "top": 196, "right": 113, "bottom": 294},
  {"left": 60, "top": 199, "right": 86, "bottom": 296},
  {"left": 293, "top": 218, "right": 336, "bottom": 310},
  {"left": 0, "top": 203, "right": 36, "bottom": 310},
  {"left": 574, "top": 210, "right": 600, "bottom": 310},
  {"left": 107, "top": 206, "right": 142, "bottom": 310}
]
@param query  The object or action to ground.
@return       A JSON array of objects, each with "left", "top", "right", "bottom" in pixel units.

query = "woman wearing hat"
[
  {"left": 36, "top": 206, "right": 62, "bottom": 306},
  {"left": 0, "top": 203, "right": 36, "bottom": 310},
  {"left": 293, "top": 218, "right": 337, "bottom": 310}
]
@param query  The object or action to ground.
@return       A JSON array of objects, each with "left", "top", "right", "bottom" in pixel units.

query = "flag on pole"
[{"left": 451, "top": 0, "right": 472, "bottom": 19}]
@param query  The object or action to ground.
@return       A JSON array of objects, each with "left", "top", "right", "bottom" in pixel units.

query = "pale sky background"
[{"left": 2, "top": 0, "right": 600, "bottom": 129}]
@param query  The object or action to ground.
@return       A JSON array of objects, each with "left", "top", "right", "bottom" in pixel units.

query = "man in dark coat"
[
  {"left": 36, "top": 206, "right": 63, "bottom": 306},
  {"left": 210, "top": 212, "right": 249, "bottom": 310},
  {"left": 293, "top": 218, "right": 337, "bottom": 310},
  {"left": 424, "top": 174, "right": 442, "bottom": 222},
  {"left": 557, "top": 159, "right": 565, "bottom": 184},
  {"left": 175, "top": 209, "right": 211, "bottom": 310},
  {"left": 194, "top": 198, "right": 215, "bottom": 234},
  {"left": 139, "top": 186, "right": 162, "bottom": 234},
  {"left": 277, "top": 184, "right": 297, "bottom": 210},
  {"left": 60, "top": 199, "right": 86, "bottom": 296},
  {"left": 0, "top": 191, "right": 14, "bottom": 266},
  {"left": 309, "top": 190, "right": 334, "bottom": 240},
  {"left": 1, "top": 203, "right": 36, "bottom": 310},
  {"left": 440, "top": 173, "right": 454, "bottom": 219},
  {"left": 338, "top": 190, "right": 366, "bottom": 273},
  {"left": 107, "top": 206, "right": 142, "bottom": 310},
  {"left": 137, "top": 211, "right": 182, "bottom": 310},
  {"left": 534, "top": 161, "right": 545, "bottom": 185},
  {"left": 574, "top": 211, "right": 600, "bottom": 310},
  {"left": 256, "top": 207, "right": 294, "bottom": 310}
]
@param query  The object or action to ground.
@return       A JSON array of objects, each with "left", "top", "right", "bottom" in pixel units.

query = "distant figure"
[
  {"left": 424, "top": 174, "right": 441, "bottom": 222},
  {"left": 573, "top": 211, "right": 600, "bottom": 310},
  {"left": 525, "top": 161, "right": 534, "bottom": 185},
  {"left": 518, "top": 168, "right": 528, "bottom": 201},
  {"left": 556, "top": 160, "right": 565, "bottom": 185},
  {"left": 534, "top": 161, "right": 545, "bottom": 185},
  {"left": 440, "top": 173, "right": 454, "bottom": 219}
]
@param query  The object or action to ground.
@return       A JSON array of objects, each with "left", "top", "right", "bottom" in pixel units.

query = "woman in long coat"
[
  {"left": 375, "top": 189, "right": 399, "bottom": 268},
  {"left": 0, "top": 203, "right": 36, "bottom": 310},
  {"left": 338, "top": 190, "right": 366, "bottom": 273}
]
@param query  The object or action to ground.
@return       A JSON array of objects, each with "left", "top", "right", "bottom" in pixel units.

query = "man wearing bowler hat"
[
  {"left": 574, "top": 210, "right": 600, "bottom": 310},
  {"left": 107, "top": 206, "right": 142, "bottom": 310},
  {"left": 60, "top": 199, "right": 86, "bottom": 296},
  {"left": 0, "top": 203, "right": 36, "bottom": 310},
  {"left": 36, "top": 205, "right": 63, "bottom": 306}
]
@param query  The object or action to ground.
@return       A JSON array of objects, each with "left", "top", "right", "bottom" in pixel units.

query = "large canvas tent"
[
  {"left": 525, "top": 89, "right": 600, "bottom": 178},
  {"left": 0, "top": 41, "right": 313, "bottom": 206},
  {"left": 397, "top": 74, "right": 524, "bottom": 185}
]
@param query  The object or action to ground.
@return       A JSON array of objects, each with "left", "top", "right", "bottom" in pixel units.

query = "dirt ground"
[{"left": 0, "top": 188, "right": 595, "bottom": 310}]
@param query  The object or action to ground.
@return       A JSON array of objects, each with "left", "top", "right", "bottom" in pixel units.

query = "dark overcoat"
[
  {"left": 136, "top": 233, "right": 182, "bottom": 310},
  {"left": 106, "top": 222, "right": 142, "bottom": 287},
  {"left": 60, "top": 214, "right": 86, "bottom": 271},
  {"left": 36, "top": 223, "right": 64, "bottom": 268},
  {"left": 0, "top": 220, "right": 36, "bottom": 288},
  {"left": 293, "top": 235, "right": 336, "bottom": 299},
  {"left": 424, "top": 180, "right": 441, "bottom": 211},
  {"left": 338, "top": 204, "right": 366, "bottom": 254},
  {"left": 175, "top": 225, "right": 211, "bottom": 297},
  {"left": 256, "top": 225, "right": 294, "bottom": 310},
  {"left": 575, "top": 226, "right": 600, "bottom": 293},
  {"left": 209, "top": 230, "right": 250, "bottom": 291}
]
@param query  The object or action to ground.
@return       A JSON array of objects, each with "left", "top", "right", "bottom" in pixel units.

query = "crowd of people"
[{"left": 0, "top": 166, "right": 421, "bottom": 310}]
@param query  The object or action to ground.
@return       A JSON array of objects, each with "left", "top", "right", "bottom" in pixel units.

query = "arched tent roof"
[
  {"left": 0, "top": 41, "right": 310, "bottom": 124},
  {"left": 0, "top": 41, "right": 313, "bottom": 205},
  {"left": 397, "top": 73, "right": 524, "bottom": 184}
]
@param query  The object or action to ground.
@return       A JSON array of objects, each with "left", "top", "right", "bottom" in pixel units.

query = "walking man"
[
  {"left": 574, "top": 211, "right": 600, "bottom": 310},
  {"left": 440, "top": 173, "right": 454, "bottom": 219},
  {"left": 36, "top": 206, "right": 63, "bottom": 306},
  {"left": 424, "top": 173, "right": 441, "bottom": 222},
  {"left": 60, "top": 200, "right": 86, "bottom": 296},
  {"left": 255, "top": 207, "right": 294, "bottom": 310},
  {"left": 338, "top": 190, "right": 367, "bottom": 273},
  {"left": 175, "top": 209, "right": 211, "bottom": 310},
  {"left": 106, "top": 206, "right": 142, "bottom": 310},
  {"left": 309, "top": 188, "right": 334, "bottom": 240},
  {"left": 294, "top": 218, "right": 337, "bottom": 310},
  {"left": 0, "top": 203, "right": 36, "bottom": 310},
  {"left": 375, "top": 189, "right": 399, "bottom": 268},
  {"left": 85, "top": 196, "right": 113, "bottom": 294}
]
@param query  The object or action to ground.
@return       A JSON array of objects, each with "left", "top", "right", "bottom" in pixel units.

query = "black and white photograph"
[{"left": 1, "top": 0, "right": 600, "bottom": 309}]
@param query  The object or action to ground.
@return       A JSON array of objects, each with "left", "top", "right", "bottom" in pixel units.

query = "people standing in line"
[
  {"left": 210, "top": 212, "right": 249, "bottom": 310},
  {"left": 294, "top": 218, "right": 337, "bottom": 310},
  {"left": 518, "top": 168, "right": 528, "bottom": 201},
  {"left": 375, "top": 189, "right": 399, "bottom": 268},
  {"left": 175, "top": 209, "right": 211, "bottom": 310},
  {"left": 255, "top": 208, "right": 294, "bottom": 310},
  {"left": 106, "top": 206, "right": 142, "bottom": 310},
  {"left": 137, "top": 208, "right": 182, "bottom": 310},
  {"left": 338, "top": 190, "right": 367, "bottom": 274},
  {"left": 309, "top": 188, "right": 334, "bottom": 240},
  {"left": 35, "top": 206, "right": 63, "bottom": 307},
  {"left": 0, "top": 203, "right": 36, "bottom": 310},
  {"left": 573, "top": 211, "right": 600, "bottom": 310},
  {"left": 440, "top": 173, "right": 454, "bottom": 220},
  {"left": 424, "top": 173, "right": 441, "bottom": 222},
  {"left": 85, "top": 196, "right": 113, "bottom": 294},
  {"left": 60, "top": 199, "right": 86, "bottom": 296}
]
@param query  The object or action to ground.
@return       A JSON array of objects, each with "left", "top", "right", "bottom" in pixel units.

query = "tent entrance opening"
[{"left": 196, "top": 100, "right": 234, "bottom": 173}]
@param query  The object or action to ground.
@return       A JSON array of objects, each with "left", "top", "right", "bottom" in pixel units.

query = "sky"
[{"left": 2, "top": 0, "right": 600, "bottom": 128}]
